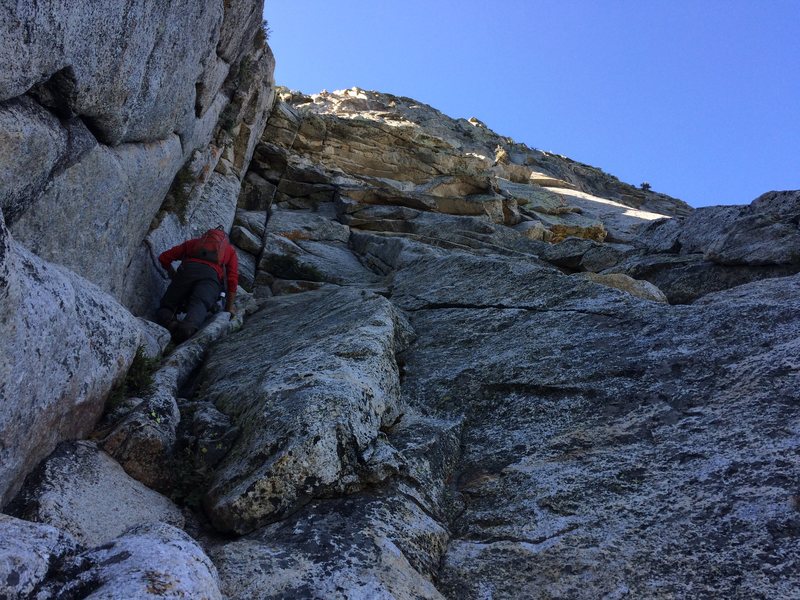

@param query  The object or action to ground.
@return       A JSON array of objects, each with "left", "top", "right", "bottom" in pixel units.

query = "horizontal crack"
[
  {"left": 457, "top": 523, "right": 583, "bottom": 547},
  {"left": 408, "top": 301, "right": 623, "bottom": 320}
]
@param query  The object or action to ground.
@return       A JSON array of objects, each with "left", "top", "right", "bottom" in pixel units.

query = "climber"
[{"left": 155, "top": 227, "right": 238, "bottom": 343}]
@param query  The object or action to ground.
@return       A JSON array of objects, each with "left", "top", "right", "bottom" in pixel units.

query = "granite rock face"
[
  {"left": 11, "top": 134, "right": 184, "bottom": 298},
  {"left": 0, "top": 97, "right": 68, "bottom": 224},
  {"left": 609, "top": 191, "right": 800, "bottom": 302},
  {"left": 8, "top": 441, "right": 184, "bottom": 547},
  {"left": 159, "top": 87, "right": 799, "bottom": 598},
  {"left": 390, "top": 242, "right": 800, "bottom": 598},
  {"left": 208, "top": 406, "right": 461, "bottom": 599},
  {"left": 0, "top": 514, "right": 80, "bottom": 599},
  {"left": 0, "top": 0, "right": 273, "bottom": 500},
  {"left": 0, "top": 217, "right": 149, "bottom": 507},
  {"left": 210, "top": 492, "right": 449, "bottom": 600},
  {"left": 200, "top": 287, "right": 413, "bottom": 533},
  {"left": 0, "top": 1, "right": 275, "bottom": 589},
  {"left": 1, "top": 0, "right": 221, "bottom": 145},
  {"left": 3, "top": 25, "right": 800, "bottom": 598},
  {"left": 40, "top": 522, "right": 222, "bottom": 600},
  {"left": 1, "top": 0, "right": 276, "bottom": 310}
]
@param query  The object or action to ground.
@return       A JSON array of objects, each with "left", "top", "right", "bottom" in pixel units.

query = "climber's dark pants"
[{"left": 156, "top": 261, "right": 221, "bottom": 332}]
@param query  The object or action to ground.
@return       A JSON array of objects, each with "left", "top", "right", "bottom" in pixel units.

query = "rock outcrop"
[
  {"left": 200, "top": 287, "right": 412, "bottom": 533},
  {"left": 0, "top": 514, "right": 80, "bottom": 599},
  {"left": 0, "top": 214, "right": 149, "bottom": 506},
  {"left": 2, "top": 11, "right": 799, "bottom": 599},
  {"left": 8, "top": 441, "right": 184, "bottom": 547},
  {"left": 2, "top": 0, "right": 275, "bottom": 309},
  {"left": 39, "top": 522, "right": 223, "bottom": 600},
  {"left": 174, "top": 87, "right": 797, "bottom": 597},
  {"left": 606, "top": 190, "right": 800, "bottom": 302},
  {"left": 391, "top": 244, "right": 800, "bottom": 598},
  {"left": 1, "top": 0, "right": 275, "bottom": 507}
]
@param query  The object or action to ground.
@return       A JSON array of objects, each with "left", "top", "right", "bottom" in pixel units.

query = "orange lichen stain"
[{"left": 279, "top": 230, "right": 312, "bottom": 241}]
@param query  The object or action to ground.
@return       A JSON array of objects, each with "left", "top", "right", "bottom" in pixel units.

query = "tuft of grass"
[
  {"left": 127, "top": 346, "right": 158, "bottom": 394},
  {"left": 108, "top": 346, "right": 159, "bottom": 406},
  {"left": 237, "top": 56, "right": 256, "bottom": 90},
  {"left": 159, "top": 163, "right": 197, "bottom": 225},
  {"left": 218, "top": 103, "right": 238, "bottom": 136},
  {"left": 254, "top": 19, "right": 271, "bottom": 48}
]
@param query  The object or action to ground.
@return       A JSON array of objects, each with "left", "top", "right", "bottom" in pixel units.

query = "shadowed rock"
[
  {"left": 8, "top": 441, "right": 184, "bottom": 547},
  {"left": 0, "top": 514, "right": 79, "bottom": 599},
  {"left": 39, "top": 522, "right": 222, "bottom": 600}
]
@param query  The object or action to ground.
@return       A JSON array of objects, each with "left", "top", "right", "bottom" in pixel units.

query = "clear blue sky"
[{"left": 263, "top": 1, "right": 799, "bottom": 207}]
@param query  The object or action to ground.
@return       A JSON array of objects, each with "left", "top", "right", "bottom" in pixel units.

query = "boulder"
[
  {"left": 0, "top": 514, "right": 79, "bottom": 599},
  {"left": 200, "top": 287, "right": 413, "bottom": 533},
  {"left": 0, "top": 223, "right": 147, "bottom": 507},
  {"left": 41, "top": 522, "right": 222, "bottom": 600},
  {"left": 576, "top": 272, "right": 668, "bottom": 303},
  {"left": 8, "top": 441, "right": 184, "bottom": 547},
  {"left": 231, "top": 225, "right": 263, "bottom": 255},
  {"left": 211, "top": 494, "right": 447, "bottom": 600}
]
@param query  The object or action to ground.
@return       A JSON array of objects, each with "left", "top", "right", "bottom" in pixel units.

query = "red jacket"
[{"left": 159, "top": 238, "right": 239, "bottom": 294}]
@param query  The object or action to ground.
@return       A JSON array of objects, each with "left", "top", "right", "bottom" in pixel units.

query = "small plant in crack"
[{"left": 107, "top": 346, "right": 158, "bottom": 407}]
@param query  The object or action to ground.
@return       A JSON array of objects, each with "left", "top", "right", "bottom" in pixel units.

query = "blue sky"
[{"left": 263, "top": 1, "right": 799, "bottom": 207}]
